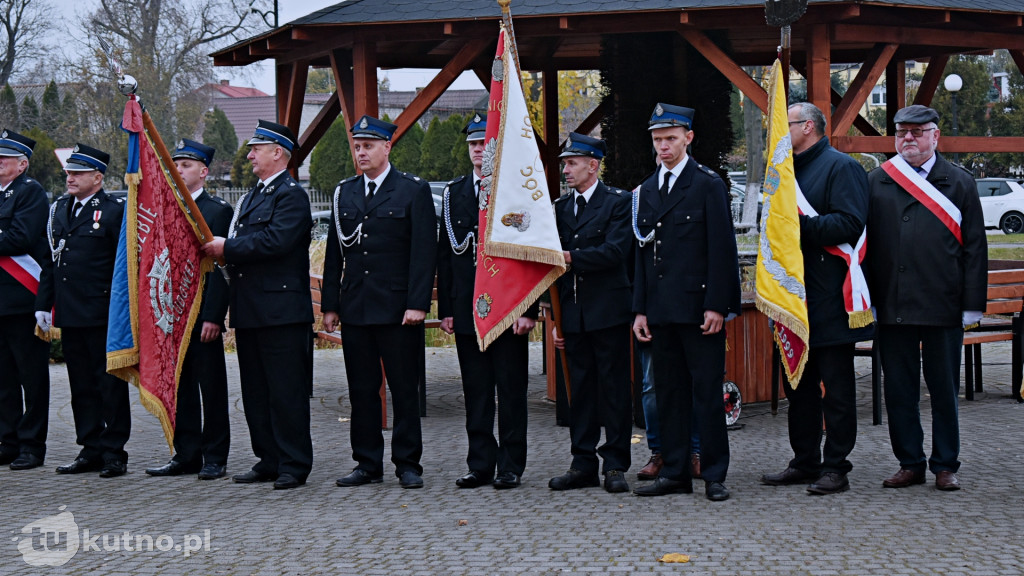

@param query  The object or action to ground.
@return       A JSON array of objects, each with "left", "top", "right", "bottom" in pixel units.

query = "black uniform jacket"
[
  {"left": 37, "top": 189, "right": 124, "bottom": 327},
  {"left": 554, "top": 181, "right": 633, "bottom": 333},
  {"left": 322, "top": 165, "right": 437, "bottom": 326},
  {"left": 223, "top": 171, "right": 313, "bottom": 329},
  {"left": 0, "top": 172, "right": 49, "bottom": 315},
  {"left": 194, "top": 191, "right": 232, "bottom": 330},
  {"left": 866, "top": 153, "right": 987, "bottom": 327},
  {"left": 632, "top": 159, "right": 741, "bottom": 325}
]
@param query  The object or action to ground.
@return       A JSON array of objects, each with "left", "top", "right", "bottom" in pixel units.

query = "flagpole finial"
[{"left": 497, "top": 0, "right": 511, "bottom": 14}]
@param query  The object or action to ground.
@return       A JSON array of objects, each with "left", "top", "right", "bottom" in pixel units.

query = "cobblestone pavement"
[{"left": 2, "top": 342, "right": 1023, "bottom": 575}]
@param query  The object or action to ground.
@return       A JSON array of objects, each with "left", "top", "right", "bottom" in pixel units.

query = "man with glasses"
[
  {"left": 865, "top": 104, "right": 987, "bottom": 492},
  {"left": 759, "top": 103, "right": 872, "bottom": 495}
]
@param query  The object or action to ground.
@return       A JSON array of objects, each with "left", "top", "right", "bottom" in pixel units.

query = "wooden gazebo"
[{"left": 213, "top": 0, "right": 1024, "bottom": 192}]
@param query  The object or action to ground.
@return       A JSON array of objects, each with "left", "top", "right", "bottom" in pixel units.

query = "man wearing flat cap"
[
  {"left": 865, "top": 104, "right": 986, "bottom": 492},
  {"left": 36, "top": 143, "right": 131, "bottom": 478},
  {"left": 146, "top": 139, "right": 232, "bottom": 481},
  {"left": 631, "top": 103, "right": 740, "bottom": 501},
  {"left": 547, "top": 132, "right": 633, "bottom": 494},
  {"left": 437, "top": 114, "right": 535, "bottom": 490},
  {"left": 202, "top": 120, "right": 313, "bottom": 490},
  {"left": 322, "top": 115, "right": 436, "bottom": 490},
  {"left": 0, "top": 129, "right": 51, "bottom": 471}
]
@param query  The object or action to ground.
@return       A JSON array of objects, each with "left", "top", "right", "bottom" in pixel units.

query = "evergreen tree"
[
  {"left": 418, "top": 115, "right": 462, "bottom": 181},
  {"left": 230, "top": 144, "right": 258, "bottom": 189},
  {"left": 931, "top": 55, "right": 993, "bottom": 172},
  {"left": 308, "top": 116, "right": 354, "bottom": 193},
  {"left": 40, "top": 80, "right": 61, "bottom": 135},
  {"left": 446, "top": 113, "right": 472, "bottom": 177},
  {"left": 988, "top": 64, "right": 1024, "bottom": 176},
  {"left": 57, "top": 91, "right": 80, "bottom": 146},
  {"left": 0, "top": 85, "right": 20, "bottom": 130},
  {"left": 20, "top": 94, "right": 39, "bottom": 130},
  {"left": 201, "top": 107, "right": 239, "bottom": 185},
  {"left": 391, "top": 119, "right": 424, "bottom": 175},
  {"left": 22, "top": 127, "right": 63, "bottom": 196}
]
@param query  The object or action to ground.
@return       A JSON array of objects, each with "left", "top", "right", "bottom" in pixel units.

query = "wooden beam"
[
  {"left": 913, "top": 53, "right": 949, "bottom": 106},
  {"left": 1010, "top": 50, "right": 1024, "bottom": 78},
  {"left": 805, "top": 24, "right": 832, "bottom": 131},
  {"left": 392, "top": 39, "right": 492, "bottom": 142},
  {"left": 542, "top": 65, "right": 560, "bottom": 200},
  {"left": 794, "top": 61, "right": 880, "bottom": 137},
  {"left": 885, "top": 60, "right": 906, "bottom": 135},
  {"left": 832, "top": 43, "right": 897, "bottom": 137},
  {"left": 833, "top": 24, "right": 1024, "bottom": 51},
  {"left": 295, "top": 92, "right": 342, "bottom": 167},
  {"left": 678, "top": 26, "right": 768, "bottom": 114},
  {"left": 330, "top": 49, "right": 358, "bottom": 170},
  {"left": 833, "top": 136, "right": 1024, "bottom": 154},
  {"left": 275, "top": 63, "right": 292, "bottom": 124},
  {"left": 472, "top": 65, "right": 491, "bottom": 88},
  {"left": 281, "top": 60, "right": 309, "bottom": 134},
  {"left": 568, "top": 101, "right": 608, "bottom": 141},
  {"left": 353, "top": 40, "right": 379, "bottom": 119}
]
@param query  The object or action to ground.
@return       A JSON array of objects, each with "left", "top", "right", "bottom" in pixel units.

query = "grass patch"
[
  {"left": 989, "top": 247, "right": 1024, "bottom": 260},
  {"left": 987, "top": 233, "right": 1024, "bottom": 244}
]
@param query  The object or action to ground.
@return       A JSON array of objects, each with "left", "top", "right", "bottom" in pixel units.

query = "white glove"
[
  {"left": 962, "top": 310, "right": 983, "bottom": 329},
  {"left": 34, "top": 311, "right": 51, "bottom": 332}
]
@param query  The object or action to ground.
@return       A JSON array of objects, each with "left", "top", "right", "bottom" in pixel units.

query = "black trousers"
[
  {"left": 342, "top": 323, "right": 424, "bottom": 477},
  {"left": 0, "top": 313, "right": 50, "bottom": 458},
  {"left": 61, "top": 326, "right": 130, "bottom": 462},
  {"left": 563, "top": 324, "right": 632, "bottom": 475},
  {"left": 235, "top": 323, "right": 313, "bottom": 479},
  {"left": 650, "top": 323, "right": 728, "bottom": 483},
  {"left": 878, "top": 324, "right": 962, "bottom": 474},
  {"left": 784, "top": 343, "right": 857, "bottom": 475},
  {"left": 454, "top": 329, "right": 529, "bottom": 478},
  {"left": 172, "top": 330, "right": 230, "bottom": 467}
]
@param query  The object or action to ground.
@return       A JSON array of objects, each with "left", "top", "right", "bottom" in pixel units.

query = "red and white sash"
[
  {"left": 795, "top": 183, "right": 874, "bottom": 329},
  {"left": 881, "top": 154, "right": 962, "bottom": 245},
  {"left": 0, "top": 254, "right": 41, "bottom": 295}
]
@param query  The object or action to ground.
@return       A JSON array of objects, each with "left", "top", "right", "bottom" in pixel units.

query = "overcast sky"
[{"left": 49, "top": 0, "right": 483, "bottom": 94}]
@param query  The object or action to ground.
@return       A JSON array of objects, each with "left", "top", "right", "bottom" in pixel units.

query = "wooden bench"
[
  {"left": 309, "top": 273, "right": 442, "bottom": 426},
  {"left": 854, "top": 268, "right": 1024, "bottom": 425}
]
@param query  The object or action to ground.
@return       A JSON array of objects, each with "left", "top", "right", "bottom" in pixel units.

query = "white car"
[{"left": 977, "top": 178, "right": 1024, "bottom": 234}]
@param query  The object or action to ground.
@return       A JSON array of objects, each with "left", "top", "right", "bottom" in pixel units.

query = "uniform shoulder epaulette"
[
  {"left": 554, "top": 193, "right": 571, "bottom": 204},
  {"left": 114, "top": 196, "right": 125, "bottom": 203},
  {"left": 447, "top": 174, "right": 467, "bottom": 186},
  {"left": 695, "top": 163, "right": 718, "bottom": 177},
  {"left": 400, "top": 171, "right": 422, "bottom": 183},
  {"left": 213, "top": 196, "right": 231, "bottom": 207},
  {"left": 339, "top": 174, "right": 360, "bottom": 186},
  {"left": 608, "top": 187, "right": 627, "bottom": 196}
]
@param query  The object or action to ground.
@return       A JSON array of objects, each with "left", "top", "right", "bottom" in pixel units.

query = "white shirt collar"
[
  {"left": 364, "top": 164, "right": 391, "bottom": 194},
  {"left": 74, "top": 192, "right": 97, "bottom": 206},
  {"left": 260, "top": 170, "right": 287, "bottom": 188},
  {"left": 658, "top": 155, "right": 689, "bottom": 189},
  {"left": 917, "top": 154, "right": 937, "bottom": 177},
  {"left": 190, "top": 187, "right": 205, "bottom": 201},
  {"left": 575, "top": 180, "right": 599, "bottom": 203}
]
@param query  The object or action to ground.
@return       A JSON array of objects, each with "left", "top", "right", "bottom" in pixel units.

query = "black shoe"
[
  {"left": 10, "top": 453, "right": 43, "bottom": 470},
  {"left": 56, "top": 457, "right": 103, "bottom": 475},
  {"left": 399, "top": 471, "right": 424, "bottom": 489},
  {"left": 807, "top": 472, "right": 850, "bottom": 495},
  {"left": 493, "top": 472, "right": 521, "bottom": 489},
  {"left": 603, "top": 470, "right": 629, "bottom": 493},
  {"left": 273, "top": 473, "right": 305, "bottom": 490},
  {"left": 99, "top": 460, "right": 127, "bottom": 478},
  {"left": 0, "top": 451, "right": 17, "bottom": 466},
  {"left": 633, "top": 477, "right": 693, "bottom": 496},
  {"left": 198, "top": 463, "right": 227, "bottom": 480},
  {"left": 233, "top": 469, "right": 277, "bottom": 484},
  {"left": 548, "top": 468, "right": 599, "bottom": 491},
  {"left": 336, "top": 469, "right": 383, "bottom": 487},
  {"left": 145, "top": 460, "right": 200, "bottom": 477},
  {"left": 759, "top": 466, "right": 817, "bottom": 486},
  {"left": 705, "top": 481, "right": 730, "bottom": 501},
  {"left": 455, "top": 471, "right": 493, "bottom": 488}
]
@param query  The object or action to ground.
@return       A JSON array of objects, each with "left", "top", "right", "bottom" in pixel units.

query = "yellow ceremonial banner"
[{"left": 755, "top": 59, "right": 810, "bottom": 388}]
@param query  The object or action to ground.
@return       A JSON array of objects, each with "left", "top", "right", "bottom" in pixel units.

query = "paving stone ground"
[{"left": 2, "top": 342, "right": 1023, "bottom": 575}]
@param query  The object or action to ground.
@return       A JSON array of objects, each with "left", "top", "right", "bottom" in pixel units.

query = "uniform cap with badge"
[
  {"left": 0, "top": 129, "right": 35, "bottom": 158},
  {"left": 247, "top": 119, "right": 297, "bottom": 152},
  {"left": 464, "top": 113, "right": 487, "bottom": 142},
  {"left": 350, "top": 115, "right": 397, "bottom": 140},
  {"left": 172, "top": 138, "right": 215, "bottom": 166},
  {"left": 64, "top": 143, "right": 110, "bottom": 173},
  {"left": 648, "top": 103, "right": 695, "bottom": 131},
  {"left": 558, "top": 132, "right": 606, "bottom": 160}
]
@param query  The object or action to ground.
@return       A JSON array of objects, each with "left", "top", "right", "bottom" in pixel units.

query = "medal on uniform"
[{"left": 93, "top": 210, "right": 101, "bottom": 229}]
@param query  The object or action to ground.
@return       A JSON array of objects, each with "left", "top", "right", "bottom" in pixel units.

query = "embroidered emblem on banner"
[{"left": 148, "top": 248, "right": 174, "bottom": 335}]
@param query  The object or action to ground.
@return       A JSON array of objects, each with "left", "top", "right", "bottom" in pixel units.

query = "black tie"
[
  {"left": 475, "top": 180, "right": 482, "bottom": 198},
  {"left": 367, "top": 181, "right": 377, "bottom": 202},
  {"left": 575, "top": 194, "right": 587, "bottom": 219},
  {"left": 72, "top": 201, "right": 83, "bottom": 220},
  {"left": 660, "top": 170, "right": 672, "bottom": 201}
]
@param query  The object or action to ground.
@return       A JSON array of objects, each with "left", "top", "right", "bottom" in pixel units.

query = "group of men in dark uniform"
[{"left": 0, "top": 100, "right": 984, "bottom": 499}]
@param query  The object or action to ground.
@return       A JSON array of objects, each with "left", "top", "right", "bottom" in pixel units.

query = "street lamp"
[{"left": 944, "top": 73, "right": 963, "bottom": 165}]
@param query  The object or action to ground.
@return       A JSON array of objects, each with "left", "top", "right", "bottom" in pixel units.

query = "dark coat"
[
  {"left": 865, "top": 153, "right": 987, "bottom": 327},
  {"left": 36, "top": 189, "right": 124, "bottom": 327},
  {"left": 222, "top": 171, "right": 313, "bottom": 329},
  {"left": 632, "top": 159, "right": 741, "bottom": 325},
  {"left": 554, "top": 181, "right": 633, "bottom": 333},
  {"left": 194, "top": 191, "right": 232, "bottom": 330},
  {"left": 794, "top": 137, "right": 874, "bottom": 346},
  {"left": 322, "top": 165, "right": 437, "bottom": 326},
  {"left": 0, "top": 172, "right": 50, "bottom": 315}
]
